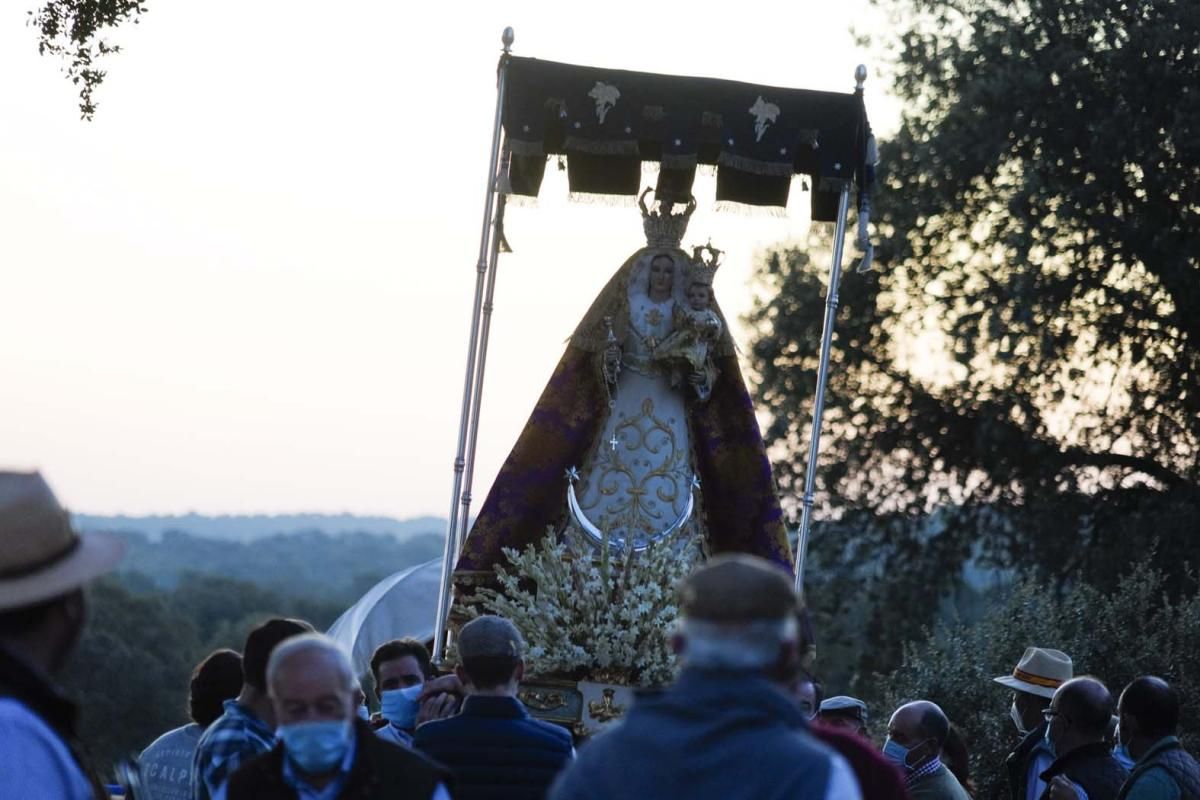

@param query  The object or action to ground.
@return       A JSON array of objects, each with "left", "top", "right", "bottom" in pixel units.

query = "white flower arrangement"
[{"left": 457, "top": 525, "right": 698, "bottom": 687}]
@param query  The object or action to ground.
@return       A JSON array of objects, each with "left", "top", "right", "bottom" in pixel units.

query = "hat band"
[
  {"left": 1012, "top": 667, "right": 1063, "bottom": 689},
  {"left": 0, "top": 518, "right": 80, "bottom": 580}
]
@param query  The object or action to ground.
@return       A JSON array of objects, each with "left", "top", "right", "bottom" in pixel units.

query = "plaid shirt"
[{"left": 191, "top": 700, "right": 274, "bottom": 800}]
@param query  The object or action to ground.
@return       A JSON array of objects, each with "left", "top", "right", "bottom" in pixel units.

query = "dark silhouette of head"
[
  {"left": 1119, "top": 676, "right": 1179, "bottom": 760},
  {"left": 189, "top": 649, "right": 243, "bottom": 727},
  {"left": 242, "top": 618, "right": 314, "bottom": 693}
]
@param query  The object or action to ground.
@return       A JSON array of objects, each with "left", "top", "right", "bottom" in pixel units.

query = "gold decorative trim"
[
  {"left": 519, "top": 689, "right": 568, "bottom": 713},
  {"left": 587, "top": 688, "right": 626, "bottom": 723}
]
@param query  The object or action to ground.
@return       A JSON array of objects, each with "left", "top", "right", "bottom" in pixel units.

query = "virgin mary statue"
[{"left": 454, "top": 194, "right": 792, "bottom": 587}]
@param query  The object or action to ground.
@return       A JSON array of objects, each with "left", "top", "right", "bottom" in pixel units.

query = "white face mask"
[{"left": 1011, "top": 702, "right": 1030, "bottom": 736}]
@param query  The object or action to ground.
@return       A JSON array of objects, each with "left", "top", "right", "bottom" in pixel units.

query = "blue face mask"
[
  {"left": 1114, "top": 743, "right": 1136, "bottom": 771},
  {"left": 1044, "top": 723, "right": 1057, "bottom": 758},
  {"left": 356, "top": 703, "right": 370, "bottom": 722},
  {"left": 278, "top": 720, "right": 352, "bottom": 775},
  {"left": 882, "top": 738, "right": 915, "bottom": 772},
  {"left": 380, "top": 684, "right": 423, "bottom": 729}
]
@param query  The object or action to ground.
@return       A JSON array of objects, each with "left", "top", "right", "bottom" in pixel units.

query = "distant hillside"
[
  {"left": 75, "top": 512, "right": 445, "bottom": 542},
  {"left": 110, "top": 528, "right": 444, "bottom": 605}
]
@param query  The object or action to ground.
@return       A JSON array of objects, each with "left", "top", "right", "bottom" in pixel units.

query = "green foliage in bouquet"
[{"left": 459, "top": 525, "right": 699, "bottom": 686}]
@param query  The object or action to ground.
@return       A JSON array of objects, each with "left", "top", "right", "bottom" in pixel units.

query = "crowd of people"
[{"left": 2, "top": 471, "right": 1197, "bottom": 800}]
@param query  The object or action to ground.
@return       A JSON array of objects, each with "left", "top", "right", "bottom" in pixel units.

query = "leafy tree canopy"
[
  {"left": 880, "top": 562, "right": 1200, "bottom": 798},
  {"left": 65, "top": 572, "right": 347, "bottom": 779},
  {"left": 29, "top": 0, "right": 147, "bottom": 118},
  {"left": 749, "top": 0, "right": 1199, "bottom": 673}
]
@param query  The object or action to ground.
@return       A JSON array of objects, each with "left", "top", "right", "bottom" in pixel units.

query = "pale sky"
[{"left": 0, "top": 1, "right": 900, "bottom": 518}]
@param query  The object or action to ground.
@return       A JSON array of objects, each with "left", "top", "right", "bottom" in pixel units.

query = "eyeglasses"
[{"left": 1042, "top": 709, "right": 1069, "bottom": 723}]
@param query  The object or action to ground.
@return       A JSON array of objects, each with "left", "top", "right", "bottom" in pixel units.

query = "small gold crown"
[
  {"left": 639, "top": 187, "right": 696, "bottom": 249},
  {"left": 689, "top": 242, "right": 723, "bottom": 285}
]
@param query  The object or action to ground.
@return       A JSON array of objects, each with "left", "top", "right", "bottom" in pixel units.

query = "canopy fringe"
[
  {"left": 661, "top": 154, "right": 699, "bottom": 170},
  {"left": 505, "top": 192, "right": 541, "bottom": 209},
  {"left": 717, "top": 151, "right": 794, "bottom": 177},
  {"left": 711, "top": 200, "right": 787, "bottom": 218},
  {"left": 508, "top": 139, "right": 544, "bottom": 157},
  {"left": 566, "top": 191, "right": 638, "bottom": 208},
  {"left": 564, "top": 137, "right": 639, "bottom": 157}
]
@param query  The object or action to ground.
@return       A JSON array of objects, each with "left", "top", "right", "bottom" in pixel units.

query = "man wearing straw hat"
[
  {"left": 0, "top": 471, "right": 126, "bottom": 799},
  {"left": 994, "top": 647, "right": 1075, "bottom": 800}
]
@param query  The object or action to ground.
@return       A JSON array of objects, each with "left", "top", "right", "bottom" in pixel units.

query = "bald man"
[
  {"left": 225, "top": 634, "right": 450, "bottom": 800},
  {"left": 885, "top": 701, "right": 970, "bottom": 800},
  {"left": 1041, "top": 678, "right": 1128, "bottom": 800},
  {"left": 1114, "top": 677, "right": 1199, "bottom": 800}
]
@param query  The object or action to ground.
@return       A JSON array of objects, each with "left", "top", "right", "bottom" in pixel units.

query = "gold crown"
[
  {"left": 639, "top": 187, "right": 696, "bottom": 249},
  {"left": 689, "top": 242, "right": 723, "bottom": 285}
]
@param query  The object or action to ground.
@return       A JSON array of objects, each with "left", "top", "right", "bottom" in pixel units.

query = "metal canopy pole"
[
  {"left": 432, "top": 27, "right": 514, "bottom": 664},
  {"left": 794, "top": 64, "right": 867, "bottom": 596},
  {"left": 453, "top": 157, "right": 510, "bottom": 573}
]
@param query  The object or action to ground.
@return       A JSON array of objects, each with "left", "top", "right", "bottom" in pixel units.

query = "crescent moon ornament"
[{"left": 565, "top": 467, "right": 697, "bottom": 553}]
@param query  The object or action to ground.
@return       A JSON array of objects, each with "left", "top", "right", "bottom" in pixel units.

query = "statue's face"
[
  {"left": 687, "top": 284, "right": 711, "bottom": 311},
  {"left": 649, "top": 256, "right": 674, "bottom": 295}
]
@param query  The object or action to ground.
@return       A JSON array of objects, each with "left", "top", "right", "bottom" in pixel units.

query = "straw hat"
[
  {"left": 0, "top": 471, "right": 124, "bottom": 610},
  {"left": 993, "top": 647, "right": 1073, "bottom": 699}
]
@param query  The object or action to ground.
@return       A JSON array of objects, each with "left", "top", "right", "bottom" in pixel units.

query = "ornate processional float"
[{"left": 431, "top": 29, "right": 876, "bottom": 737}]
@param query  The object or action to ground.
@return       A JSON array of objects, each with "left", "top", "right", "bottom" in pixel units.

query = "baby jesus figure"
[{"left": 655, "top": 250, "right": 723, "bottom": 400}]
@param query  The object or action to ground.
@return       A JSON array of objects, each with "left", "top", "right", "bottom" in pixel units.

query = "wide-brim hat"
[
  {"left": 993, "top": 646, "right": 1073, "bottom": 699},
  {"left": 0, "top": 471, "right": 125, "bottom": 610}
]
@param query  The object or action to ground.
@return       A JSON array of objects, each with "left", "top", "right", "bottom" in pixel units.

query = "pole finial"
[
  {"left": 855, "top": 64, "right": 867, "bottom": 90},
  {"left": 502, "top": 27, "right": 515, "bottom": 52}
]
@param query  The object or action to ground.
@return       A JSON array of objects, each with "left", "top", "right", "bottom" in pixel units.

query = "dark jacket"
[
  {"left": 0, "top": 643, "right": 106, "bottom": 800},
  {"left": 1006, "top": 723, "right": 1053, "bottom": 800},
  {"left": 548, "top": 668, "right": 839, "bottom": 800},
  {"left": 414, "top": 694, "right": 574, "bottom": 800},
  {"left": 226, "top": 718, "right": 450, "bottom": 800},
  {"left": 1117, "top": 737, "right": 1200, "bottom": 800},
  {"left": 1039, "top": 741, "right": 1129, "bottom": 800}
]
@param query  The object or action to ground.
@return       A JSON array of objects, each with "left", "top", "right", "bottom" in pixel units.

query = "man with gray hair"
[
  {"left": 415, "top": 615, "right": 574, "bottom": 799},
  {"left": 549, "top": 554, "right": 862, "bottom": 799},
  {"left": 225, "top": 633, "right": 450, "bottom": 800}
]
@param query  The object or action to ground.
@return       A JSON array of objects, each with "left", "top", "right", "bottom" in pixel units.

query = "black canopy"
[{"left": 502, "top": 56, "right": 871, "bottom": 220}]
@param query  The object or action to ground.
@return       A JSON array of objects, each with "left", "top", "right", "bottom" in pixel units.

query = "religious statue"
[
  {"left": 652, "top": 244, "right": 725, "bottom": 401},
  {"left": 453, "top": 189, "right": 791, "bottom": 589}
]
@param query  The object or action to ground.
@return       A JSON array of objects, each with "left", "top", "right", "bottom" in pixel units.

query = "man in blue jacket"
[
  {"left": 414, "top": 615, "right": 574, "bottom": 800},
  {"left": 548, "top": 554, "right": 862, "bottom": 800}
]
